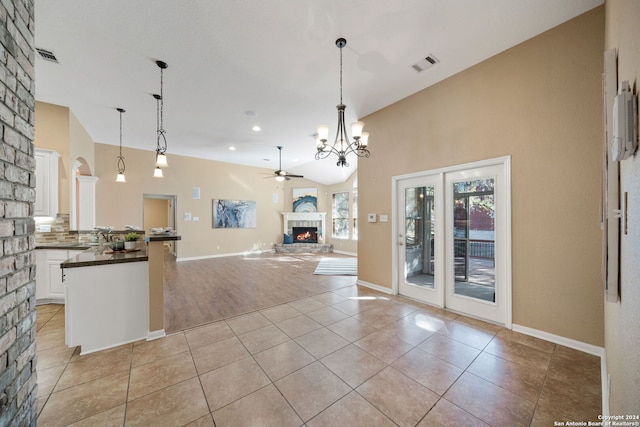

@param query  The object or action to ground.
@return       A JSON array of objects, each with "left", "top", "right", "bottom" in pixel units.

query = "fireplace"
[{"left": 292, "top": 227, "right": 318, "bottom": 243}]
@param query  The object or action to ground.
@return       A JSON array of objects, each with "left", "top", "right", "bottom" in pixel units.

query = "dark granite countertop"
[
  {"left": 60, "top": 245, "right": 148, "bottom": 269},
  {"left": 144, "top": 232, "right": 181, "bottom": 243},
  {"left": 35, "top": 243, "right": 97, "bottom": 250}
]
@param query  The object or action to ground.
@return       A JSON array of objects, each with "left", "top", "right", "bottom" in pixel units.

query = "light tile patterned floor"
[{"left": 35, "top": 285, "right": 602, "bottom": 426}]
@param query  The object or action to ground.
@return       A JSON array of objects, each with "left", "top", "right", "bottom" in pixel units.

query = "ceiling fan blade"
[{"left": 287, "top": 174, "right": 304, "bottom": 178}]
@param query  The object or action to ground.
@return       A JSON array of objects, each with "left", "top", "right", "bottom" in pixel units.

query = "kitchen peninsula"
[{"left": 60, "top": 232, "right": 180, "bottom": 355}]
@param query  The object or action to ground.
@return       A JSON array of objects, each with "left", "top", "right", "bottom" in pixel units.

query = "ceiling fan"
[{"left": 266, "top": 146, "right": 304, "bottom": 181}]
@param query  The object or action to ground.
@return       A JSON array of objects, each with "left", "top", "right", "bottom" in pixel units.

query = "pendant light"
[
  {"left": 115, "top": 107, "right": 126, "bottom": 183},
  {"left": 153, "top": 60, "right": 169, "bottom": 176},
  {"left": 315, "top": 38, "right": 370, "bottom": 167}
]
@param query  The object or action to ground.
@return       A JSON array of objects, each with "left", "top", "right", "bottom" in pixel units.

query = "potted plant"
[{"left": 124, "top": 232, "right": 140, "bottom": 250}]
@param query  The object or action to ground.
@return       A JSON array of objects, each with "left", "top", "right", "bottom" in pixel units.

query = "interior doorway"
[
  {"left": 143, "top": 194, "right": 177, "bottom": 257},
  {"left": 393, "top": 157, "right": 511, "bottom": 326}
]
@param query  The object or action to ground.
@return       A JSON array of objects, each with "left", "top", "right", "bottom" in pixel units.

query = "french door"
[
  {"left": 396, "top": 175, "right": 443, "bottom": 306},
  {"left": 394, "top": 158, "right": 511, "bottom": 326}
]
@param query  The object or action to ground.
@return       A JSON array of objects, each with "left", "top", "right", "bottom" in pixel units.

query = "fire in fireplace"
[{"left": 292, "top": 227, "right": 318, "bottom": 243}]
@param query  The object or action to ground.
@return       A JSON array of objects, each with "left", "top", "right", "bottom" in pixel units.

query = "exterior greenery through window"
[{"left": 332, "top": 192, "right": 349, "bottom": 238}]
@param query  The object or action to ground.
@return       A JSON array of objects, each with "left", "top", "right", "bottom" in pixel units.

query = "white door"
[
  {"left": 394, "top": 158, "right": 511, "bottom": 326},
  {"left": 444, "top": 163, "right": 509, "bottom": 325},
  {"left": 397, "top": 175, "right": 443, "bottom": 307}
]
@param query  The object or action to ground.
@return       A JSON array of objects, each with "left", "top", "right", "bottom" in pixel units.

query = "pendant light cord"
[
  {"left": 339, "top": 43, "right": 343, "bottom": 105},
  {"left": 156, "top": 63, "right": 167, "bottom": 154},
  {"left": 159, "top": 66, "right": 164, "bottom": 131},
  {"left": 117, "top": 108, "right": 125, "bottom": 173}
]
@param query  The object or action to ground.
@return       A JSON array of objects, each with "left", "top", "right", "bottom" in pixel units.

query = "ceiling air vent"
[
  {"left": 36, "top": 48, "right": 59, "bottom": 63},
  {"left": 411, "top": 54, "right": 439, "bottom": 73}
]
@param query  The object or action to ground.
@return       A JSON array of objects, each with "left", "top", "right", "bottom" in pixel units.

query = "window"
[
  {"left": 332, "top": 192, "right": 349, "bottom": 238},
  {"left": 352, "top": 189, "right": 358, "bottom": 240}
]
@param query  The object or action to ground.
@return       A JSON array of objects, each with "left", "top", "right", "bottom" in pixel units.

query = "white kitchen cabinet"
[
  {"left": 65, "top": 261, "right": 149, "bottom": 354},
  {"left": 34, "top": 148, "right": 61, "bottom": 217},
  {"left": 36, "top": 249, "right": 84, "bottom": 302}
]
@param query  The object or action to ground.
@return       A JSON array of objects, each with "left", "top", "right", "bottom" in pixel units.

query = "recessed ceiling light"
[
  {"left": 252, "top": 125, "right": 261, "bottom": 132},
  {"left": 245, "top": 110, "right": 258, "bottom": 118},
  {"left": 229, "top": 146, "right": 236, "bottom": 151}
]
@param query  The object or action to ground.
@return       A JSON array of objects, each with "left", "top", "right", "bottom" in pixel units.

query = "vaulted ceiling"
[{"left": 34, "top": 0, "right": 602, "bottom": 184}]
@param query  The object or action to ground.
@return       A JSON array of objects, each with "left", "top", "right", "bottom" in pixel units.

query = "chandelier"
[
  {"left": 153, "top": 60, "right": 168, "bottom": 178},
  {"left": 315, "top": 38, "right": 370, "bottom": 167},
  {"left": 115, "top": 107, "right": 126, "bottom": 183}
]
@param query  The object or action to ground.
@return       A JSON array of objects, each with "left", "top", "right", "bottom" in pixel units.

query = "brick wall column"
[{"left": 0, "top": 0, "right": 37, "bottom": 425}]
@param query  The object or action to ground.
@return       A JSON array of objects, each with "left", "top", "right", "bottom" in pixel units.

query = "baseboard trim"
[
  {"left": 78, "top": 336, "right": 146, "bottom": 356},
  {"left": 147, "top": 329, "right": 166, "bottom": 341},
  {"left": 177, "top": 249, "right": 273, "bottom": 262},
  {"left": 36, "top": 297, "right": 65, "bottom": 306},
  {"left": 333, "top": 250, "right": 357, "bottom": 256},
  {"left": 600, "top": 351, "right": 609, "bottom": 417},
  {"left": 356, "top": 279, "right": 393, "bottom": 294},
  {"left": 511, "top": 323, "right": 604, "bottom": 357}
]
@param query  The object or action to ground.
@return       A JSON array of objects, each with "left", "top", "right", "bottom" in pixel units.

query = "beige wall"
[
  {"left": 34, "top": 101, "right": 96, "bottom": 215},
  {"left": 358, "top": 7, "right": 605, "bottom": 346},
  {"left": 69, "top": 110, "right": 95, "bottom": 174},
  {"left": 94, "top": 143, "right": 286, "bottom": 259},
  {"left": 603, "top": 0, "right": 640, "bottom": 414},
  {"left": 143, "top": 198, "right": 169, "bottom": 229},
  {"left": 34, "top": 101, "right": 70, "bottom": 214}
]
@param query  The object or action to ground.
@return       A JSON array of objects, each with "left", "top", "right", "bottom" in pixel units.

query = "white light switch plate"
[
  {"left": 367, "top": 214, "right": 377, "bottom": 223},
  {"left": 380, "top": 215, "right": 388, "bottom": 222}
]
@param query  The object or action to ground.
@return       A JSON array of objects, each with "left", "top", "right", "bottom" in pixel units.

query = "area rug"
[{"left": 313, "top": 257, "right": 357, "bottom": 276}]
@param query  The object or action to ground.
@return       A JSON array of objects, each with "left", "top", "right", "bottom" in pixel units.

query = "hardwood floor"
[{"left": 163, "top": 252, "right": 357, "bottom": 333}]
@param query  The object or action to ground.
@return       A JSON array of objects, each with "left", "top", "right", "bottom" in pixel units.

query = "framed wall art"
[
  {"left": 292, "top": 188, "right": 317, "bottom": 212},
  {"left": 212, "top": 199, "right": 256, "bottom": 228}
]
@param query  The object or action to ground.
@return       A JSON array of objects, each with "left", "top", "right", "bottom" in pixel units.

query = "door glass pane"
[
  {"left": 452, "top": 179, "right": 495, "bottom": 302},
  {"left": 332, "top": 192, "right": 349, "bottom": 238},
  {"left": 404, "top": 186, "right": 435, "bottom": 288}
]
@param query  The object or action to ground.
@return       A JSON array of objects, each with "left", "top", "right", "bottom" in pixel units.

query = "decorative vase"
[{"left": 124, "top": 241, "right": 136, "bottom": 250}]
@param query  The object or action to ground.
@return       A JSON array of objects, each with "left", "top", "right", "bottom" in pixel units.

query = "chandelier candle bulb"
[
  {"left": 351, "top": 121, "right": 364, "bottom": 138},
  {"left": 360, "top": 132, "right": 369, "bottom": 147},
  {"left": 317, "top": 125, "right": 329, "bottom": 142}
]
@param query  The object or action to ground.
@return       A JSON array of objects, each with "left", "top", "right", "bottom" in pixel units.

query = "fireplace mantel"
[{"left": 281, "top": 212, "right": 327, "bottom": 241}]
